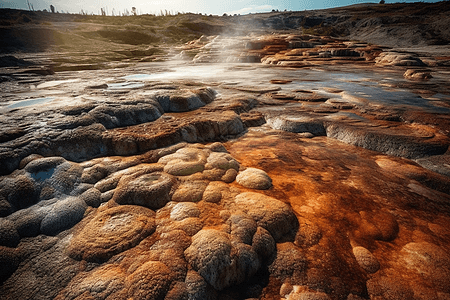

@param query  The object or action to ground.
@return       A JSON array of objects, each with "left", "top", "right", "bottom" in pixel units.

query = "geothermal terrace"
[{"left": 1, "top": 5, "right": 450, "bottom": 300}]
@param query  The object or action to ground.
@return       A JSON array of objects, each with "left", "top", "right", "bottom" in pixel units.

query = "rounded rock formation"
[
  {"left": 236, "top": 168, "right": 273, "bottom": 190},
  {"left": 0, "top": 246, "right": 20, "bottom": 283},
  {"left": 352, "top": 246, "right": 380, "bottom": 274},
  {"left": 184, "top": 229, "right": 261, "bottom": 290},
  {"left": 401, "top": 242, "right": 450, "bottom": 290},
  {"left": 252, "top": 226, "right": 276, "bottom": 259},
  {"left": 159, "top": 147, "right": 208, "bottom": 176},
  {"left": 9, "top": 206, "right": 49, "bottom": 237},
  {"left": 1, "top": 175, "right": 39, "bottom": 211},
  {"left": 40, "top": 197, "right": 87, "bottom": 236},
  {"left": 403, "top": 69, "right": 432, "bottom": 80},
  {"left": 54, "top": 265, "right": 126, "bottom": 300},
  {"left": 234, "top": 192, "right": 298, "bottom": 241},
  {"left": 0, "top": 219, "right": 20, "bottom": 247},
  {"left": 206, "top": 152, "right": 240, "bottom": 172},
  {"left": 125, "top": 261, "right": 176, "bottom": 300},
  {"left": 295, "top": 218, "right": 322, "bottom": 248},
  {"left": 171, "top": 180, "right": 208, "bottom": 203},
  {"left": 112, "top": 172, "right": 176, "bottom": 209},
  {"left": 170, "top": 202, "right": 201, "bottom": 221},
  {"left": 227, "top": 213, "right": 258, "bottom": 245},
  {"left": 68, "top": 205, "right": 156, "bottom": 261},
  {"left": 269, "top": 242, "right": 307, "bottom": 282}
]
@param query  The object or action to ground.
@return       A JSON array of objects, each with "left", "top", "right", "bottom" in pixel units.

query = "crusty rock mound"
[
  {"left": 236, "top": 167, "right": 273, "bottom": 190},
  {"left": 184, "top": 229, "right": 260, "bottom": 290},
  {"left": 112, "top": 172, "right": 176, "bottom": 209},
  {"left": 234, "top": 192, "right": 298, "bottom": 241},
  {"left": 352, "top": 246, "right": 380, "bottom": 274},
  {"left": 67, "top": 205, "right": 156, "bottom": 262}
]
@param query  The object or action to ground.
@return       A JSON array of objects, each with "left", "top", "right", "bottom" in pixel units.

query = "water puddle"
[
  {"left": 31, "top": 167, "right": 55, "bottom": 181},
  {"left": 107, "top": 82, "right": 145, "bottom": 90},
  {"left": 283, "top": 71, "right": 450, "bottom": 113},
  {"left": 7, "top": 97, "right": 55, "bottom": 109},
  {"left": 328, "top": 111, "right": 368, "bottom": 121},
  {"left": 37, "top": 79, "right": 80, "bottom": 89},
  {"left": 123, "top": 74, "right": 154, "bottom": 80},
  {"left": 123, "top": 64, "right": 231, "bottom": 81}
]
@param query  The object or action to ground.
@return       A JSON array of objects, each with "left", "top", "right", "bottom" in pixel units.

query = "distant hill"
[{"left": 0, "top": 1, "right": 449, "bottom": 54}]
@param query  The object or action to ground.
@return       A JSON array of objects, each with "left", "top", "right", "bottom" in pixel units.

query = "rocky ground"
[{"left": 1, "top": 2, "right": 450, "bottom": 300}]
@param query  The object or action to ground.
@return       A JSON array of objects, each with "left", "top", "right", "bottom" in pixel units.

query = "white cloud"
[{"left": 226, "top": 4, "right": 275, "bottom": 15}]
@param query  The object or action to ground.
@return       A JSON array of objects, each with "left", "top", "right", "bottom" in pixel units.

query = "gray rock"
[
  {"left": 24, "top": 157, "right": 66, "bottom": 175},
  {"left": 78, "top": 188, "right": 102, "bottom": 208},
  {"left": 325, "top": 122, "right": 449, "bottom": 159},
  {"left": 89, "top": 104, "right": 162, "bottom": 129},
  {"left": 267, "top": 116, "right": 326, "bottom": 135},
  {"left": 9, "top": 206, "right": 49, "bottom": 237},
  {"left": 202, "top": 181, "right": 232, "bottom": 203},
  {"left": 40, "top": 197, "right": 87, "bottom": 236},
  {"left": 0, "top": 197, "right": 12, "bottom": 217},
  {"left": 155, "top": 88, "right": 216, "bottom": 113},
  {"left": 69, "top": 183, "right": 94, "bottom": 196},
  {"left": 47, "top": 162, "right": 83, "bottom": 196},
  {"left": 81, "top": 163, "right": 109, "bottom": 184},
  {"left": 206, "top": 152, "right": 240, "bottom": 171}
]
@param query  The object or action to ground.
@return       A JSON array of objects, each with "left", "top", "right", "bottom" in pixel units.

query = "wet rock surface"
[{"left": 1, "top": 16, "right": 450, "bottom": 300}]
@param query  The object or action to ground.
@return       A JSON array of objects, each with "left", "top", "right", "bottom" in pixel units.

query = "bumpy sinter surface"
[{"left": 1, "top": 33, "right": 450, "bottom": 300}]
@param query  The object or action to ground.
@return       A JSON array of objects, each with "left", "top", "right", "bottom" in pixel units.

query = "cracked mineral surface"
[{"left": 1, "top": 4, "right": 450, "bottom": 300}]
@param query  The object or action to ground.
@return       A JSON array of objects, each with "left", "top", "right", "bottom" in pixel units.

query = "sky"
[{"left": 0, "top": 0, "right": 444, "bottom": 15}]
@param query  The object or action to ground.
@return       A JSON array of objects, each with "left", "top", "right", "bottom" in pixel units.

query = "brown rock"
[
  {"left": 403, "top": 69, "right": 433, "bottom": 80},
  {"left": 234, "top": 192, "right": 298, "bottom": 241},
  {"left": 268, "top": 242, "right": 307, "bottom": 282},
  {"left": 401, "top": 242, "right": 450, "bottom": 291},
  {"left": 159, "top": 147, "right": 208, "bottom": 176},
  {"left": 236, "top": 168, "right": 272, "bottom": 190},
  {"left": 126, "top": 261, "right": 176, "bottom": 300},
  {"left": 184, "top": 229, "right": 260, "bottom": 290},
  {"left": 68, "top": 205, "right": 156, "bottom": 261},
  {"left": 54, "top": 265, "right": 126, "bottom": 300},
  {"left": 171, "top": 180, "right": 208, "bottom": 202},
  {"left": 352, "top": 246, "right": 380, "bottom": 274},
  {"left": 112, "top": 171, "right": 176, "bottom": 209}
]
